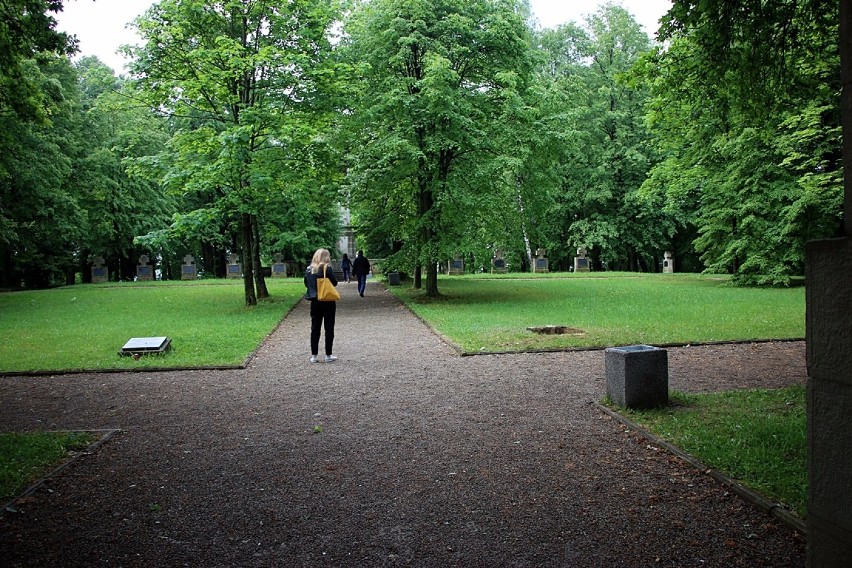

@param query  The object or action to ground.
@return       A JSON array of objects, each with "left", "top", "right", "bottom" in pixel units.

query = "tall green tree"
[
  {"left": 535, "top": 3, "right": 661, "bottom": 271},
  {"left": 0, "top": 0, "right": 76, "bottom": 121},
  {"left": 74, "top": 57, "right": 173, "bottom": 282},
  {"left": 643, "top": 0, "right": 842, "bottom": 284},
  {"left": 341, "top": 0, "right": 533, "bottom": 296},
  {"left": 128, "top": 0, "right": 340, "bottom": 305}
]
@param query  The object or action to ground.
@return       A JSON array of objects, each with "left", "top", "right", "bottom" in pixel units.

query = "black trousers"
[{"left": 310, "top": 300, "right": 336, "bottom": 356}]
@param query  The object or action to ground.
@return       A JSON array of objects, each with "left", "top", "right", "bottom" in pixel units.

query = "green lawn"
[
  {"left": 0, "top": 279, "right": 305, "bottom": 373},
  {"left": 389, "top": 273, "right": 805, "bottom": 353},
  {"left": 0, "top": 431, "right": 98, "bottom": 504},
  {"left": 617, "top": 386, "right": 807, "bottom": 519}
]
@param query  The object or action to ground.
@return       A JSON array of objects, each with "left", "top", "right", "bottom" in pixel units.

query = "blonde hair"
[{"left": 310, "top": 248, "right": 331, "bottom": 274}]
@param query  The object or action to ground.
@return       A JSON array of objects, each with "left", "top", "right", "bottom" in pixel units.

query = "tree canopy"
[{"left": 0, "top": 0, "right": 843, "bottom": 292}]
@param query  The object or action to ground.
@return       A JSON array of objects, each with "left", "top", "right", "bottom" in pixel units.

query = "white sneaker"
[
  {"left": 309, "top": 355, "right": 318, "bottom": 363},
  {"left": 324, "top": 355, "right": 337, "bottom": 363}
]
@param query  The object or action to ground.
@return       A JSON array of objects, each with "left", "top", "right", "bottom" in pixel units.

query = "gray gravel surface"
[{"left": 0, "top": 280, "right": 807, "bottom": 566}]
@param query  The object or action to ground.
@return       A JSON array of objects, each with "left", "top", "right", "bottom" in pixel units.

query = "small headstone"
[
  {"left": 574, "top": 248, "right": 590, "bottom": 273},
  {"left": 448, "top": 255, "right": 464, "bottom": 275},
  {"left": 663, "top": 251, "right": 674, "bottom": 274},
  {"left": 227, "top": 253, "right": 242, "bottom": 279},
  {"left": 492, "top": 249, "right": 507, "bottom": 274},
  {"left": 271, "top": 253, "right": 287, "bottom": 278},
  {"left": 91, "top": 256, "right": 108, "bottom": 283},
  {"left": 136, "top": 254, "right": 154, "bottom": 281},
  {"left": 387, "top": 271, "right": 401, "bottom": 285},
  {"left": 181, "top": 254, "right": 197, "bottom": 280},
  {"left": 534, "top": 248, "right": 549, "bottom": 273}
]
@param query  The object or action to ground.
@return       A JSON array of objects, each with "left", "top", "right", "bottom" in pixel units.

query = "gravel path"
[{"left": 0, "top": 280, "right": 807, "bottom": 567}]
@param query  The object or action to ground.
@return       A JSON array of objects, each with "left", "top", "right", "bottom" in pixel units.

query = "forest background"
[{"left": 0, "top": 0, "right": 842, "bottom": 303}]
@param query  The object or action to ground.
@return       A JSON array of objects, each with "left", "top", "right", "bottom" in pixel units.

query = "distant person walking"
[
  {"left": 304, "top": 248, "right": 339, "bottom": 363},
  {"left": 352, "top": 250, "right": 371, "bottom": 297},
  {"left": 341, "top": 253, "right": 352, "bottom": 283}
]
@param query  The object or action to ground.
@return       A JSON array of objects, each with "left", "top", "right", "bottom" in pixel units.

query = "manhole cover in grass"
[{"left": 526, "top": 325, "right": 585, "bottom": 335}]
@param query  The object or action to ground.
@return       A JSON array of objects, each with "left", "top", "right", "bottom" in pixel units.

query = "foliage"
[
  {"left": 0, "top": 0, "right": 845, "bottom": 292},
  {"left": 128, "top": 0, "right": 343, "bottom": 305},
  {"left": 533, "top": 4, "right": 664, "bottom": 272},
  {"left": 389, "top": 274, "right": 805, "bottom": 353},
  {"left": 618, "top": 386, "right": 807, "bottom": 518},
  {"left": 641, "top": 0, "right": 842, "bottom": 285},
  {"left": 340, "top": 0, "right": 535, "bottom": 295},
  {"left": 0, "top": 0, "right": 76, "bottom": 122}
]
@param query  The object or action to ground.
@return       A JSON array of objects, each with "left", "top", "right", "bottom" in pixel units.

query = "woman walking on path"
[
  {"left": 352, "top": 250, "right": 371, "bottom": 297},
  {"left": 304, "top": 248, "right": 339, "bottom": 363},
  {"left": 341, "top": 253, "right": 352, "bottom": 283}
]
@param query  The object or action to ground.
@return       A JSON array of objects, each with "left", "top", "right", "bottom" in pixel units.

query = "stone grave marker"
[
  {"left": 271, "top": 253, "right": 287, "bottom": 278},
  {"left": 91, "top": 256, "right": 108, "bottom": 283},
  {"left": 181, "top": 254, "right": 197, "bottom": 280},
  {"left": 491, "top": 249, "right": 507, "bottom": 274},
  {"left": 227, "top": 254, "right": 242, "bottom": 279},
  {"left": 534, "top": 248, "right": 549, "bottom": 273},
  {"left": 574, "top": 248, "right": 590, "bottom": 273},
  {"left": 663, "top": 251, "right": 674, "bottom": 273},
  {"left": 448, "top": 255, "right": 464, "bottom": 275},
  {"left": 137, "top": 255, "right": 154, "bottom": 281}
]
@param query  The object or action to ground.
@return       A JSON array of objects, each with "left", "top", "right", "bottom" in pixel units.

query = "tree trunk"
[
  {"left": 420, "top": 185, "right": 439, "bottom": 297},
  {"left": 241, "top": 213, "right": 257, "bottom": 306},
  {"left": 516, "top": 181, "right": 534, "bottom": 272},
  {"left": 251, "top": 214, "right": 269, "bottom": 299}
]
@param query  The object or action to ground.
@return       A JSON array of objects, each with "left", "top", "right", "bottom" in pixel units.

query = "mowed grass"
[
  {"left": 618, "top": 386, "right": 807, "bottom": 518},
  {"left": 0, "top": 431, "right": 98, "bottom": 503},
  {"left": 390, "top": 273, "right": 805, "bottom": 352},
  {"left": 0, "top": 279, "right": 305, "bottom": 373}
]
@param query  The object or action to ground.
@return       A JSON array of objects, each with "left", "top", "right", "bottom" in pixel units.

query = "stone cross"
[
  {"left": 91, "top": 256, "right": 108, "bottom": 283},
  {"left": 181, "top": 254, "right": 197, "bottom": 280},
  {"left": 492, "top": 249, "right": 507, "bottom": 273},
  {"left": 574, "top": 247, "right": 590, "bottom": 273},
  {"left": 663, "top": 251, "right": 674, "bottom": 274},
  {"left": 227, "top": 253, "right": 241, "bottom": 279},
  {"left": 534, "top": 248, "right": 549, "bottom": 273},
  {"left": 137, "top": 254, "right": 153, "bottom": 281},
  {"left": 272, "top": 253, "right": 287, "bottom": 278}
]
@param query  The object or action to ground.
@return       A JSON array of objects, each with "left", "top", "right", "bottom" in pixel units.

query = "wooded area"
[{"left": 0, "top": 0, "right": 841, "bottom": 301}]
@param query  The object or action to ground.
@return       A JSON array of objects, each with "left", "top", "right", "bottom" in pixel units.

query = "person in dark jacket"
[
  {"left": 351, "top": 250, "right": 371, "bottom": 297},
  {"left": 304, "top": 248, "right": 339, "bottom": 363},
  {"left": 341, "top": 253, "right": 352, "bottom": 283}
]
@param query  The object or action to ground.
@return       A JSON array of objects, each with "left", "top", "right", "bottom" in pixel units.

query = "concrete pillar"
[{"left": 807, "top": 238, "right": 852, "bottom": 566}]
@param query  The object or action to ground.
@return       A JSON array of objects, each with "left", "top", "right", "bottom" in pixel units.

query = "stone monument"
[
  {"left": 448, "top": 255, "right": 464, "bottom": 275},
  {"left": 663, "top": 251, "right": 674, "bottom": 273},
  {"left": 605, "top": 345, "right": 669, "bottom": 409},
  {"left": 181, "top": 254, "right": 197, "bottom": 280},
  {"left": 491, "top": 249, "right": 507, "bottom": 274},
  {"left": 136, "top": 255, "right": 154, "bottom": 281},
  {"left": 533, "top": 248, "right": 548, "bottom": 273},
  {"left": 574, "top": 248, "right": 590, "bottom": 273},
  {"left": 807, "top": 237, "right": 852, "bottom": 563},
  {"left": 226, "top": 254, "right": 241, "bottom": 279},
  {"left": 91, "top": 256, "right": 108, "bottom": 283},
  {"left": 271, "top": 254, "right": 287, "bottom": 278}
]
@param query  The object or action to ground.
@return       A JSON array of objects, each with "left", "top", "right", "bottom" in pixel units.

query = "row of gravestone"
[
  {"left": 448, "top": 248, "right": 551, "bottom": 275},
  {"left": 90, "top": 249, "right": 677, "bottom": 282},
  {"left": 89, "top": 253, "right": 291, "bottom": 283},
  {"left": 446, "top": 249, "right": 676, "bottom": 274}
]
